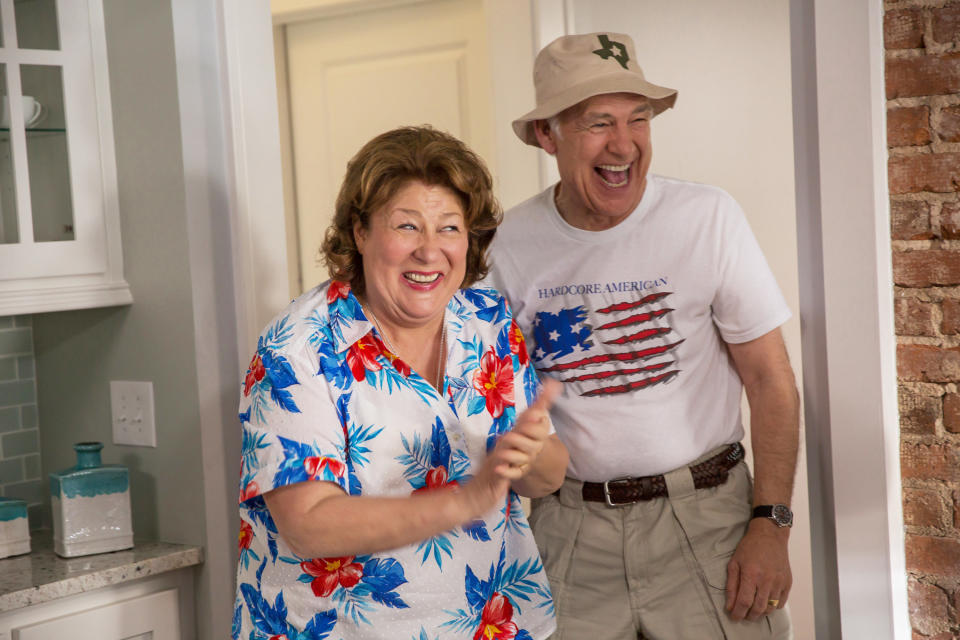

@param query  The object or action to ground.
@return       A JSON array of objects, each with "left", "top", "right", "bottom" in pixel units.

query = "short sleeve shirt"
[
  {"left": 232, "top": 280, "right": 556, "bottom": 640},
  {"left": 488, "top": 176, "right": 791, "bottom": 480}
]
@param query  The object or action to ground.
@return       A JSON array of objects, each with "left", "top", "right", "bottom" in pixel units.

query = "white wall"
[{"left": 571, "top": 2, "right": 813, "bottom": 638}]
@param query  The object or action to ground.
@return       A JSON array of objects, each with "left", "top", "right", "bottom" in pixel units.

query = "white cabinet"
[
  {"left": 0, "top": 569, "right": 195, "bottom": 640},
  {"left": 0, "top": 0, "right": 130, "bottom": 315}
]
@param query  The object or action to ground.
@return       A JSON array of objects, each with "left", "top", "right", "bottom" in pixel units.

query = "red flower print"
[
  {"left": 472, "top": 349, "right": 515, "bottom": 418},
  {"left": 346, "top": 333, "right": 384, "bottom": 381},
  {"left": 413, "top": 466, "right": 460, "bottom": 494},
  {"left": 239, "top": 481, "right": 260, "bottom": 503},
  {"left": 238, "top": 520, "right": 253, "bottom": 551},
  {"left": 327, "top": 280, "right": 351, "bottom": 303},
  {"left": 243, "top": 354, "right": 266, "bottom": 396},
  {"left": 301, "top": 556, "right": 364, "bottom": 597},
  {"left": 508, "top": 320, "right": 529, "bottom": 366},
  {"left": 372, "top": 335, "right": 412, "bottom": 377},
  {"left": 474, "top": 592, "right": 518, "bottom": 640},
  {"left": 304, "top": 456, "right": 346, "bottom": 480}
]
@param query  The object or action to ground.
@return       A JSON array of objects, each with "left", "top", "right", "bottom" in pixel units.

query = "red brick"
[
  {"left": 902, "top": 442, "right": 960, "bottom": 482},
  {"left": 894, "top": 250, "right": 960, "bottom": 286},
  {"left": 892, "top": 200, "right": 933, "bottom": 240},
  {"left": 896, "top": 298, "right": 938, "bottom": 336},
  {"left": 941, "top": 201, "right": 960, "bottom": 239},
  {"left": 911, "top": 632, "right": 954, "bottom": 640},
  {"left": 898, "top": 344, "right": 960, "bottom": 382},
  {"left": 906, "top": 535, "right": 960, "bottom": 576},
  {"left": 887, "top": 54, "right": 960, "bottom": 99},
  {"left": 932, "top": 5, "right": 960, "bottom": 45},
  {"left": 945, "top": 393, "right": 960, "bottom": 433},
  {"left": 904, "top": 488, "right": 944, "bottom": 527},
  {"left": 889, "top": 153, "right": 960, "bottom": 194},
  {"left": 887, "top": 8, "right": 925, "bottom": 49},
  {"left": 908, "top": 578, "right": 950, "bottom": 636},
  {"left": 935, "top": 105, "right": 960, "bottom": 143},
  {"left": 943, "top": 299, "right": 960, "bottom": 334},
  {"left": 900, "top": 386, "right": 940, "bottom": 434},
  {"left": 890, "top": 106, "right": 933, "bottom": 147}
]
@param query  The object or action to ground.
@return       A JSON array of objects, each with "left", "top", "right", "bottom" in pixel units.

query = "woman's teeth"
[{"left": 405, "top": 272, "right": 440, "bottom": 283}]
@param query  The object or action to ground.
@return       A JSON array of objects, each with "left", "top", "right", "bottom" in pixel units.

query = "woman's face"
[{"left": 354, "top": 180, "right": 468, "bottom": 331}]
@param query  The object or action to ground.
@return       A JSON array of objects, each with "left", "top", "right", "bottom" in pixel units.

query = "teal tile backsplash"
[{"left": 0, "top": 316, "right": 42, "bottom": 529}]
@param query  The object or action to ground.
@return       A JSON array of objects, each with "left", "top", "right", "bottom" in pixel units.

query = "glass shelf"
[{"left": 0, "top": 128, "right": 65, "bottom": 132}]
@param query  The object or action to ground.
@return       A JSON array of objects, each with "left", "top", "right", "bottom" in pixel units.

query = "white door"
[{"left": 283, "top": 0, "right": 496, "bottom": 293}]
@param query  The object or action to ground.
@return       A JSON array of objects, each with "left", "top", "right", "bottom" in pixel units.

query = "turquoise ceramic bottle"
[
  {"left": 0, "top": 497, "right": 30, "bottom": 558},
  {"left": 49, "top": 442, "right": 133, "bottom": 557}
]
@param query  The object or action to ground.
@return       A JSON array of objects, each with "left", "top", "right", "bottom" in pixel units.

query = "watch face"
[{"left": 772, "top": 504, "right": 793, "bottom": 526}]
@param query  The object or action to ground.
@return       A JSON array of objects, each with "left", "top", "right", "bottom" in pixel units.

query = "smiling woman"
[{"left": 232, "top": 126, "right": 569, "bottom": 640}]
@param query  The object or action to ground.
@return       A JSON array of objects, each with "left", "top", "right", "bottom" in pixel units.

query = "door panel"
[{"left": 285, "top": 0, "right": 493, "bottom": 292}]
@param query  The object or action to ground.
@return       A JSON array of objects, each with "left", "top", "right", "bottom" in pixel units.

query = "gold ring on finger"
[{"left": 767, "top": 599, "right": 779, "bottom": 608}]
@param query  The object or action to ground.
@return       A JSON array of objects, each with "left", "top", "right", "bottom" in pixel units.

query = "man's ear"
[{"left": 533, "top": 120, "right": 559, "bottom": 155}]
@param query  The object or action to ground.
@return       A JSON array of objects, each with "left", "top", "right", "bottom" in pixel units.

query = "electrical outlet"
[{"left": 110, "top": 380, "right": 156, "bottom": 447}]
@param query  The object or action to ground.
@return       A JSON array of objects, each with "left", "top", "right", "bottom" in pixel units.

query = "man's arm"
[{"left": 723, "top": 327, "right": 800, "bottom": 622}]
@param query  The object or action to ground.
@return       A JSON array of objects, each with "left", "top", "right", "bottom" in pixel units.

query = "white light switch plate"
[{"left": 110, "top": 380, "right": 156, "bottom": 447}]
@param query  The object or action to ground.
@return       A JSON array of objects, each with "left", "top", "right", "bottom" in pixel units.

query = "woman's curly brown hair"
[{"left": 320, "top": 126, "right": 502, "bottom": 295}]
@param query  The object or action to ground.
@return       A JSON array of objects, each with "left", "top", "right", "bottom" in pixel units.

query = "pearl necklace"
[{"left": 365, "top": 304, "right": 446, "bottom": 391}]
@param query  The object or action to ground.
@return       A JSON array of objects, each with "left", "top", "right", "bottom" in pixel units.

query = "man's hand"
[{"left": 725, "top": 519, "right": 792, "bottom": 621}]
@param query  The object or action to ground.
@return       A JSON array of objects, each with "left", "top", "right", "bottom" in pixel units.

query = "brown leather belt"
[{"left": 580, "top": 443, "right": 744, "bottom": 507}]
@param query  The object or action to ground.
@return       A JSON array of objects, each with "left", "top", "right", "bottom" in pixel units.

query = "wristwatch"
[{"left": 752, "top": 504, "right": 793, "bottom": 528}]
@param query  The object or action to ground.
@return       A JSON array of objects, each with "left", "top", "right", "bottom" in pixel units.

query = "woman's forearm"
[{"left": 265, "top": 472, "right": 507, "bottom": 559}]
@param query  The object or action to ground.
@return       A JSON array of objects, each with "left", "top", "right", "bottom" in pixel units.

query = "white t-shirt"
[{"left": 488, "top": 175, "right": 791, "bottom": 481}]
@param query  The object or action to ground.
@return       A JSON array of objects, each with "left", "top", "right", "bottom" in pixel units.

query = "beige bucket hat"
[{"left": 512, "top": 32, "right": 678, "bottom": 147}]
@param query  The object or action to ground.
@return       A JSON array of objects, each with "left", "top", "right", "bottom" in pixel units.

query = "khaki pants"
[{"left": 529, "top": 452, "right": 792, "bottom": 640}]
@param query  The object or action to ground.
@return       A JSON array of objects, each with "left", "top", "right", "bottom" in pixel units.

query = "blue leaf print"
[
  {"left": 416, "top": 533, "right": 456, "bottom": 566},
  {"left": 517, "top": 631, "right": 535, "bottom": 640},
  {"left": 360, "top": 557, "right": 408, "bottom": 593},
  {"left": 429, "top": 419, "right": 451, "bottom": 469},
  {"left": 238, "top": 408, "right": 250, "bottom": 424},
  {"left": 457, "top": 335, "right": 484, "bottom": 371},
  {"left": 239, "top": 583, "right": 286, "bottom": 636},
  {"left": 370, "top": 589, "right": 409, "bottom": 609},
  {"left": 523, "top": 364, "right": 540, "bottom": 407},
  {"left": 261, "top": 315, "right": 296, "bottom": 352},
  {"left": 446, "top": 376, "right": 472, "bottom": 407},
  {"left": 464, "top": 565, "right": 488, "bottom": 611},
  {"left": 231, "top": 601, "right": 241, "bottom": 639},
  {"left": 495, "top": 324, "right": 513, "bottom": 368},
  {"left": 269, "top": 386, "right": 300, "bottom": 413},
  {"left": 476, "top": 296, "right": 508, "bottom": 324},
  {"left": 303, "top": 609, "right": 337, "bottom": 638},
  {"left": 317, "top": 339, "right": 352, "bottom": 390},
  {"left": 241, "top": 430, "right": 270, "bottom": 473},
  {"left": 262, "top": 351, "right": 298, "bottom": 390},
  {"left": 467, "top": 394, "right": 486, "bottom": 417},
  {"left": 463, "top": 519, "right": 491, "bottom": 542}
]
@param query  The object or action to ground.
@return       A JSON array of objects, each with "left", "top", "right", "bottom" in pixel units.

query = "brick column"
[{"left": 887, "top": 2, "right": 960, "bottom": 637}]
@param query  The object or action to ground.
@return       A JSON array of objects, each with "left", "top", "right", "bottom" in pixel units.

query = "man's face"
[{"left": 535, "top": 92, "right": 653, "bottom": 231}]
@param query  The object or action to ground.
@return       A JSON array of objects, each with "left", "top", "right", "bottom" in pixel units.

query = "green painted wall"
[{"left": 33, "top": 0, "right": 205, "bottom": 548}]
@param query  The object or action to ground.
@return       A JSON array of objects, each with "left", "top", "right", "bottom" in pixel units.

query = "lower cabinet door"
[{"left": 12, "top": 588, "right": 180, "bottom": 640}]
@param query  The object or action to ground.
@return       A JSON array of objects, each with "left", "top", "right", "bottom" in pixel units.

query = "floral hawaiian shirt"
[{"left": 233, "top": 280, "right": 556, "bottom": 640}]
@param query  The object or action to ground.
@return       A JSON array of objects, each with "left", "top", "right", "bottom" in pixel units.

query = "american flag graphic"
[{"left": 532, "top": 292, "right": 683, "bottom": 397}]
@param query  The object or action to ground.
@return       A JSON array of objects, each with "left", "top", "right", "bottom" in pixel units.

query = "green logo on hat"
[{"left": 592, "top": 34, "right": 629, "bottom": 70}]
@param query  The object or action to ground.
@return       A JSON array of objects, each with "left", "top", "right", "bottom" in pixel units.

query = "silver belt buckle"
[{"left": 602, "top": 477, "right": 634, "bottom": 507}]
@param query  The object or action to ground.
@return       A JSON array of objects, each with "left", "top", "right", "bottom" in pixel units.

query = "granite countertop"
[{"left": 0, "top": 533, "right": 203, "bottom": 612}]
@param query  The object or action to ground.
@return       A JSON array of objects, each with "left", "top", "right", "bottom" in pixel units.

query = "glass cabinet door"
[{"left": 0, "top": 0, "right": 110, "bottom": 279}]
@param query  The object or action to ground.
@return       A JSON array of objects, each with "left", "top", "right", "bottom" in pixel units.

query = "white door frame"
[
  {"left": 791, "top": 0, "right": 909, "bottom": 638},
  {"left": 206, "top": 0, "right": 907, "bottom": 638}
]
